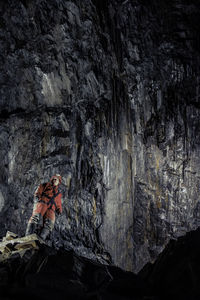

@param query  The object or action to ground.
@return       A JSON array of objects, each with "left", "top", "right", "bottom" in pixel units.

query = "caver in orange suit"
[{"left": 26, "top": 174, "right": 62, "bottom": 240}]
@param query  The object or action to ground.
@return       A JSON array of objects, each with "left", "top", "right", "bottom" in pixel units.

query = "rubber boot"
[
  {"left": 40, "top": 227, "right": 50, "bottom": 241},
  {"left": 25, "top": 222, "right": 38, "bottom": 235}
]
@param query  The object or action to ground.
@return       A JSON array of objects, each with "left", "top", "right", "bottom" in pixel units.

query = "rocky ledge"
[{"left": 1, "top": 229, "right": 200, "bottom": 299}]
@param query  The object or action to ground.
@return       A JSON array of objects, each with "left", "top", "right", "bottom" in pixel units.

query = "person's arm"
[{"left": 34, "top": 184, "right": 44, "bottom": 200}]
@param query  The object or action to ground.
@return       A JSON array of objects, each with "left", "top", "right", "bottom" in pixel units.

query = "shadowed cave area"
[{"left": 0, "top": 0, "right": 200, "bottom": 298}]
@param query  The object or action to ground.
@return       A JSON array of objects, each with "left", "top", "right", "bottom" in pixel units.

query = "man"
[{"left": 26, "top": 174, "right": 62, "bottom": 241}]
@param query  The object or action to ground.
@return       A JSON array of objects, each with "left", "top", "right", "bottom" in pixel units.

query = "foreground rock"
[
  {"left": 140, "top": 227, "right": 200, "bottom": 299},
  {"left": 0, "top": 231, "right": 44, "bottom": 262},
  {"left": 2, "top": 229, "right": 200, "bottom": 299},
  {"left": 0, "top": 232, "right": 147, "bottom": 300}
]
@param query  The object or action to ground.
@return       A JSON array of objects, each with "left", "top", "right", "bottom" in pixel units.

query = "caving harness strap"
[{"left": 38, "top": 188, "right": 61, "bottom": 211}]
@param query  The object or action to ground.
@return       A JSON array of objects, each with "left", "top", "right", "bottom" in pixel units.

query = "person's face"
[{"left": 52, "top": 178, "right": 59, "bottom": 186}]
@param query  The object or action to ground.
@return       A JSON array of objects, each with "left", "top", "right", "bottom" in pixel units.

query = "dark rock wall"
[{"left": 0, "top": 0, "right": 200, "bottom": 272}]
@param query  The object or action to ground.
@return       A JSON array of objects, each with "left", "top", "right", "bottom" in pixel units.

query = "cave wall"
[{"left": 0, "top": 0, "right": 200, "bottom": 272}]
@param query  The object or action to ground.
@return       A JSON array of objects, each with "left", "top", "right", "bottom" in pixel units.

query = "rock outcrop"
[
  {"left": 0, "top": 231, "right": 44, "bottom": 262},
  {"left": 0, "top": 0, "right": 200, "bottom": 272},
  {"left": 0, "top": 231, "right": 146, "bottom": 300},
  {"left": 139, "top": 227, "right": 200, "bottom": 299},
  {"left": 1, "top": 229, "right": 200, "bottom": 299}
]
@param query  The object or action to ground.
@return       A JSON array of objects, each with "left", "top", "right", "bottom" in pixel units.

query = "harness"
[{"left": 38, "top": 185, "right": 61, "bottom": 211}]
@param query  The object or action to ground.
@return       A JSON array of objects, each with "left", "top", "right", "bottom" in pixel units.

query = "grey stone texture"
[{"left": 0, "top": 0, "right": 200, "bottom": 272}]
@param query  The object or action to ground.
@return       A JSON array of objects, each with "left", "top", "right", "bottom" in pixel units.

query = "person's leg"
[
  {"left": 40, "top": 209, "right": 55, "bottom": 240},
  {"left": 26, "top": 202, "right": 47, "bottom": 235}
]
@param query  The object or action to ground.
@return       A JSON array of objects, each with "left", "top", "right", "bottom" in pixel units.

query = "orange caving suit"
[{"left": 26, "top": 178, "right": 62, "bottom": 240}]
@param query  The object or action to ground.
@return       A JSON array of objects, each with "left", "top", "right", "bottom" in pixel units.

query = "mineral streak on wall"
[{"left": 0, "top": 0, "right": 200, "bottom": 272}]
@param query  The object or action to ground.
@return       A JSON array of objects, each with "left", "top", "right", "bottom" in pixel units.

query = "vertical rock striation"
[{"left": 0, "top": 0, "right": 200, "bottom": 272}]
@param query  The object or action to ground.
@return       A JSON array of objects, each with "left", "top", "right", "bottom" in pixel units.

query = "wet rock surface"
[{"left": 0, "top": 0, "right": 200, "bottom": 273}]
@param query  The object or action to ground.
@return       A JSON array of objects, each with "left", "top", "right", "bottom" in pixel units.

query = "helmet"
[{"left": 50, "top": 174, "right": 62, "bottom": 184}]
